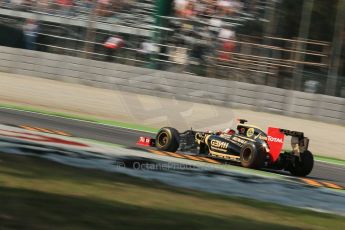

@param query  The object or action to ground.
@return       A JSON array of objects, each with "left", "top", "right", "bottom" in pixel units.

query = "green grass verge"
[
  {"left": 314, "top": 155, "right": 345, "bottom": 166},
  {"left": 1, "top": 103, "right": 345, "bottom": 165},
  {"left": 0, "top": 153, "right": 345, "bottom": 230}
]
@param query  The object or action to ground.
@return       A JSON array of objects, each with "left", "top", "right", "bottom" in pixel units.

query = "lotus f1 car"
[{"left": 137, "top": 119, "right": 314, "bottom": 176}]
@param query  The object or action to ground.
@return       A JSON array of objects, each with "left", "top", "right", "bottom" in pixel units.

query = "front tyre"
[
  {"left": 289, "top": 151, "right": 314, "bottom": 177},
  {"left": 240, "top": 143, "right": 266, "bottom": 169},
  {"left": 155, "top": 127, "right": 180, "bottom": 152}
]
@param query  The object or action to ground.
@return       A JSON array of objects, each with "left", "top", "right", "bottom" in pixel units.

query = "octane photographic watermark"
[
  {"left": 113, "top": 159, "right": 198, "bottom": 172},
  {"left": 113, "top": 158, "right": 230, "bottom": 172},
  {"left": 132, "top": 162, "right": 197, "bottom": 171}
]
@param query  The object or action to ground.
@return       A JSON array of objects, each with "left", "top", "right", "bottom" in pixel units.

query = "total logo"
[{"left": 267, "top": 136, "right": 284, "bottom": 144}]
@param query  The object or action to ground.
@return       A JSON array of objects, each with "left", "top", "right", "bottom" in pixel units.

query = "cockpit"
[{"left": 236, "top": 119, "right": 267, "bottom": 140}]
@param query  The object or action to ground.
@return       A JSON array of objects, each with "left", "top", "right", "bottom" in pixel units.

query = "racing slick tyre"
[
  {"left": 240, "top": 143, "right": 266, "bottom": 169},
  {"left": 155, "top": 127, "right": 180, "bottom": 152},
  {"left": 289, "top": 151, "right": 314, "bottom": 177}
]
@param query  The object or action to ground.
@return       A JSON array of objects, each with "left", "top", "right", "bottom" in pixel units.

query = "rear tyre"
[
  {"left": 289, "top": 151, "right": 314, "bottom": 177},
  {"left": 240, "top": 143, "right": 266, "bottom": 169},
  {"left": 155, "top": 127, "right": 180, "bottom": 152}
]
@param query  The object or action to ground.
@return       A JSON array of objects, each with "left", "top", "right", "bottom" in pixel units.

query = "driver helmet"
[{"left": 224, "top": 128, "right": 236, "bottom": 135}]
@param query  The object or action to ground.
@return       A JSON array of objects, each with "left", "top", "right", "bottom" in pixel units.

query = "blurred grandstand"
[{"left": 0, "top": 0, "right": 342, "bottom": 96}]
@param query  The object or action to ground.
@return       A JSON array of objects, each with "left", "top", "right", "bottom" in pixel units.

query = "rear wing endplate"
[
  {"left": 279, "top": 129, "right": 304, "bottom": 138},
  {"left": 267, "top": 127, "right": 309, "bottom": 162}
]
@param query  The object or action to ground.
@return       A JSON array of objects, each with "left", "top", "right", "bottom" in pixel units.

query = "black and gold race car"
[{"left": 137, "top": 119, "right": 314, "bottom": 176}]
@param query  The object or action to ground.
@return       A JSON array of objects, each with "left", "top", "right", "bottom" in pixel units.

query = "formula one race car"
[{"left": 137, "top": 119, "right": 314, "bottom": 176}]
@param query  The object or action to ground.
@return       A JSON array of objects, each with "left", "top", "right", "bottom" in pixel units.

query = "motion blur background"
[
  {"left": 0, "top": 0, "right": 344, "bottom": 96},
  {"left": 1, "top": 3, "right": 345, "bottom": 228}
]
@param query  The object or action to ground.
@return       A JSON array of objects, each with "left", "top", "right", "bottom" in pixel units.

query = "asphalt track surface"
[{"left": 1, "top": 108, "right": 345, "bottom": 187}]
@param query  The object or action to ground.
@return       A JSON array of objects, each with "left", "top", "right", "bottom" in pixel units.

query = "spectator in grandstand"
[
  {"left": 103, "top": 35, "right": 124, "bottom": 62},
  {"left": 218, "top": 26, "right": 235, "bottom": 41},
  {"left": 96, "top": 0, "right": 112, "bottom": 17},
  {"left": 81, "top": 0, "right": 93, "bottom": 11},
  {"left": 139, "top": 40, "right": 159, "bottom": 62},
  {"left": 23, "top": 18, "right": 39, "bottom": 50},
  {"left": 181, "top": 1, "right": 195, "bottom": 18},
  {"left": 209, "top": 17, "right": 222, "bottom": 37},
  {"left": 36, "top": 0, "right": 50, "bottom": 12},
  {"left": 10, "top": 0, "right": 24, "bottom": 10},
  {"left": 174, "top": 0, "right": 242, "bottom": 18},
  {"left": 217, "top": 0, "right": 242, "bottom": 16},
  {"left": 22, "top": 0, "right": 34, "bottom": 11},
  {"left": 189, "top": 34, "right": 208, "bottom": 63},
  {"left": 204, "top": 1, "right": 218, "bottom": 16},
  {"left": 218, "top": 26, "right": 236, "bottom": 61},
  {"left": 174, "top": 0, "right": 188, "bottom": 17},
  {"left": 56, "top": 0, "right": 74, "bottom": 16}
]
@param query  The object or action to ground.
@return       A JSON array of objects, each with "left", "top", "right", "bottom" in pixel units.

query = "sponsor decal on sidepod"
[{"left": 211, "top": 139, "right": 229, "bottom": 149}]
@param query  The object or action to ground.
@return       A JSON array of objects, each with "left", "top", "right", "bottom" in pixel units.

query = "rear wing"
[
  {"left": 279, "top": 129, "right": 304, "bottom": 139},
  {"left": 267, "top": 127, "right": 309, "bottom": 162}
]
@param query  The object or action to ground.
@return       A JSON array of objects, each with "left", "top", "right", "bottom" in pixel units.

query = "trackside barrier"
[{"left": 0, "top": 46, "right": 344, "bottom": 125}]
